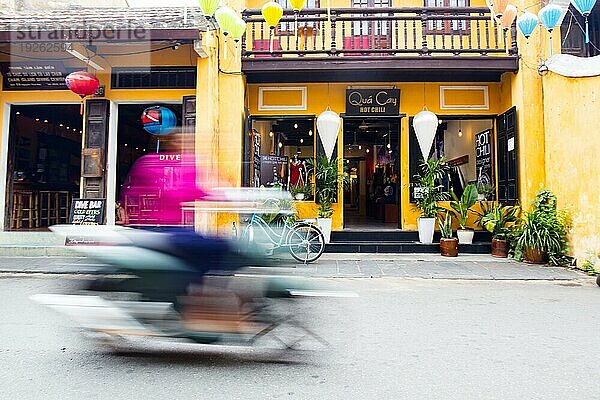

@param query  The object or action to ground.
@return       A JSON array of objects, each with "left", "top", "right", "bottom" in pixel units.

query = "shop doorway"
[
  {"left": 115, "top": 103, "right": 184, "bottom": 226},
  {"left": 343, "top": 118, "right": 400, "bottom": 229},
  {"left": 4, "top": 104, "right": 83, "bottom": 230}
]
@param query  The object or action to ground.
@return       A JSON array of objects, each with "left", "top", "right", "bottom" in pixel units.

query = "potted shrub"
[
  {"left": 514, "top": 189, "right": 571, "bottom": 265},
  {"left": 290, "top": 183, "right": 314, "bottom": 201},
  {"left": 478, "top": 203, "right": 519, "bottom": 258},
  {"left": 306, "top": 155, "right": 348, "bottom": 243},
  {"left": 413, "top": 157, "right": 449, "bottom": 244},
  {"left": 438, "top": 211, "right": 458, "bottom": 257},
  {"left": 449, "top": 183, "right": 478, "bottom": 244}
]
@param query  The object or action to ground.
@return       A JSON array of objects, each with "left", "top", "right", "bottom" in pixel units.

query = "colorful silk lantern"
[
  {"left": 230, "top": 17, "right": 247, "bottom": 44},
  {"left": 572, "top": 0, "right": 598, "bottom": 43},
  {"left": 198, "top": 0, "right": 220, "bottom": 18},
  {"left": 289, "top": 0, "right": 306, "bottom": 37},
  {"left": 493, "top": 0, "right": 510, "bottom": 18},
  {"left": 517, "top": 11, "right": 538, "bottom": 40},
  {"left": 538, "top": 4, "right": 564, "bottom": 56},
  {"left": 65, "top": 71, "right": 100, "bottom": 114},
  {"left": 500, "top": 5, "right": 517, "bottom": 29},
  {"left": 261, "top": 1, "right": 284, "bottom": 52},
  {"left": 499, "top": 4, "right": 517, "bottom": 53},
  {"left": 412, "top": 110, "right": 438, "bottom": 161},
  {"left": 215, "top": 6, "right": 239, "bottom": 36},
  {"left": 316, "top": 109, "right": 340, "bottom": 162}
]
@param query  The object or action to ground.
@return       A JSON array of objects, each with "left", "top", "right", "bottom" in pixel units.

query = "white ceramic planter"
[
  {"left": 457, "top": 229, "right": 474, "bottom": 244},
  {"left": 317, "top": 217, "right": 332, "bottom": 243},
  {"left": 417, "top": 217, "right": 435, "bottom": 244},
  {"left": 294, "top": 193, "right": 305, "bottom": 200}
]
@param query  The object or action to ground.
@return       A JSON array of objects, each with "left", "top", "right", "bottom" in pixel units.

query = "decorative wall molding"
[
  {"left": 440, "top": 86, "right": 489, "bottom": 110},
  {"left": 258, "top": 86, "right": 307, "bottom": 111}
]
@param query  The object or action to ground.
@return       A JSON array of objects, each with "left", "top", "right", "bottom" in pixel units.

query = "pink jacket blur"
[{"left": 121, "top": 153, "right": 207, "bottom": 226}]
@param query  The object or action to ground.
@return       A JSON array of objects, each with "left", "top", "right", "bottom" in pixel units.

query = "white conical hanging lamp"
[
  {"left": 413, "top": 109, "right": 438, "bottom": 160},
  {"left": 317, "top": 109, "right": 340, "bottom": 161}
]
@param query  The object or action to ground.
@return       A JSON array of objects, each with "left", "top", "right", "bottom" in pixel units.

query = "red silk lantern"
[{"left": 65, "top": 71, "right": 100, "bottom": 113}]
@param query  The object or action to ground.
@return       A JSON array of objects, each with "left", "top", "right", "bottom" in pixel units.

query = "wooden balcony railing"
[{"left": 241, "top": 7, "right": 517, "bottom": 60}]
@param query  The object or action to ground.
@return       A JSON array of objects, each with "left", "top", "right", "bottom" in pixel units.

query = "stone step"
[{"left": 324, "top": 241, "right": 491, "bottom": 254}]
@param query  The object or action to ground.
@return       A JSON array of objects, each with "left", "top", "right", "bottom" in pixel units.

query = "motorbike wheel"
[
  {"left": 286, "top": 223, "right": 325, "bottom": 263},
  {"left": 596, "top": 274, "right": 600, "bottom": 287}
]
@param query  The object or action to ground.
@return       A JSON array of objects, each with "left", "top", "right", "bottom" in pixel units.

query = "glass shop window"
[
  {"left": 248, "top": 118, "right": 315, "bottom": 200},
  {"left": 409, "top": 119, "right": 495, "bottom": 202}
]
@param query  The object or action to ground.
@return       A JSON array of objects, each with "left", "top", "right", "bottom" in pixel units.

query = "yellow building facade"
[{"left": 0, "top": 2, "right": 598, "bottom": 267}]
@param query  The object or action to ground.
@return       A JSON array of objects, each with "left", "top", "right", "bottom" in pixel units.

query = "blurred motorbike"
[{"left": 32, "top": 225, "right": 348, "bottom": 354}]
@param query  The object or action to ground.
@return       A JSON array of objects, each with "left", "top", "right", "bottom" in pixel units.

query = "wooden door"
[
  {"left": 82, "top": 99, "right": 109, "bottom": 201},
  {"left": 496, "top": 106, "right": 518, "bottom": 204}
]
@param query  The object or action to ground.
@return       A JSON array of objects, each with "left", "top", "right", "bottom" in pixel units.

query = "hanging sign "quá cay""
[{"left": 345, "top": 89, "right": 400, "bottom": 116}]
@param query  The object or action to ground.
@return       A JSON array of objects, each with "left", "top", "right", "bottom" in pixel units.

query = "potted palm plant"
[
  {"left": 438, "top": 211, "right": 458, "bottom": 257},
  {"left": 449, "top": 183, "right": 478, "bottom": 244},
  {"left": 515, "top": 189, "right": 571, "bottom": 265},
  {"left": 478, "top": 203, "right": 519, "bottom": 258},
  {"left": 413, "top": 157, "right": 449, "bottom": 244},
  {"left": 306, "top": 155, "right": 347, "bottom": 243}
]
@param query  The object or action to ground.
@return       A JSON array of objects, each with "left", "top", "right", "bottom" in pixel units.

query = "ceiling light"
[
  {"left": 124, "top": 143, "right": 128, "bottom": 147},
  {"left": 308, "top": 130, "right": 313, "bottom": 136},
  {"left": 43, "top": 119, "right": 48, "bottom": 123},
  {"left": 35, "top": 118, "right": 39, "bottom": 121},
  {"left": 300, "top": 138, "right": 304, "bottom": 144},
  {"left": 439, "top": 120, "right": 443, "bottom": 125},
  {"left": 73, "top": 128, "right": 77, "bottom": 131},
  {"left": 387, "top": 143, "right": 391, "bottom": 149},
  {"left": 358, "top": 145, "right": 362, "bottom": 150},
  {"left": 66, "top": 126, "right": 70, "bottom": 129},
  {"left": 458, "top": 129, "right": 463, "bottom": 137},
  {"left": 366, "top": 148, "right": 370, "bottom": 153},
  {"left": 15, "top": 111, "right": 20, "bottom": 115},
  {"left": 135, "top": 147, "right": 139, "bottom": 150},
  {"left": 65, "top": 42, "right": 105, "bottom": 71},
  {"left": 359, "top": 120, "right": 368, "bottom": 130},
  {"left": 59, "top": 123, "right": 64, "bottom": 127},
  {"left": 293, "top": 123, "right": 298, "bottom": 129},
  {"left": 388, "top": 150, "right": 392, "bottom": 154},
  {"left": 278, "top": 142, "right": 282, "bottom": 148},
  {"left": 269, "top": 131, "right": 274, "bottom": 137}
]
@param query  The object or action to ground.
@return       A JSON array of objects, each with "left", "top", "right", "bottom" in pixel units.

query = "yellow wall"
[
  {"left": 542, "top": 74, "right": 600, "bottom": 267},
  {"left": 248, "top": 82, "right": 505, "bottom": 230}
]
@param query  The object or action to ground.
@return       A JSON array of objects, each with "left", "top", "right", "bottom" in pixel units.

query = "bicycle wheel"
[{"left": 286, "top": 223, "right": 325, "bottom": 263}]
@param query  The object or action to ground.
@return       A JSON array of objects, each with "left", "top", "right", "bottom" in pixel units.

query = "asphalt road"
[{"left": 1, "top": 275, "right": 599, "bottom": 400}]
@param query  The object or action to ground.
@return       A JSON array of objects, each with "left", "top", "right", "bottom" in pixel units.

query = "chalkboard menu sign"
[
  {"left": 475, "top": 129, "right": 493, "bottom": 189},
  {"left": 1, "top": 62, "right": 72, "bottom": 91},
  {"left": 346, "top": 88, "right": 400, "bottom": 116},
  {"left": 69, "top": 199, "right": 105, "bottom": 225}
]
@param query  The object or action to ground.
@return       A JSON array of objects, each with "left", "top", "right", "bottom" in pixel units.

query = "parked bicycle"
[{"left": 240, "top": 212, "right": 325, "bottom": 263}]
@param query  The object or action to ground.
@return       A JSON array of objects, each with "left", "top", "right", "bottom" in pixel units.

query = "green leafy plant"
[
  {"left": 476, "top": 183, "right": 494, "bottom": 200},
  {"left": 449, "top": 183, "right": 478, "bottom": 230},
  {"left": 412, "top": 157, "right": 450, "bottom": 218},
  {"left": 514, "top": 189, "right": 571, "bottom": 266},
  {"left": 437, "top": 211, "right": 454, "bottom": 239},
  {"left": 290, "top": 183, "right": 313, "bottom": 200},
  {"left": 305, "top": 155, "right": 348, "bottom": 219},
  {"left": 479, "top": 203, "right": 520, "bottom": 240}
]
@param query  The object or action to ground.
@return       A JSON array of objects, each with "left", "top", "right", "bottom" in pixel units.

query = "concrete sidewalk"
[{"left": 0, "top": 254, "right": 590, "bottom": 281}]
